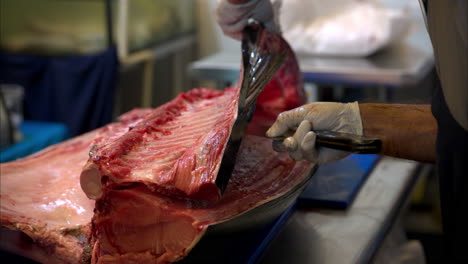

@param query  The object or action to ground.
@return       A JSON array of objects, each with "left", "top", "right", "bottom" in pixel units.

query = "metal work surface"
[
  {"left": 189, "top": 30, "right": 433, "bottom": 88},
  {"left": 259, "top": 157, "right": 420, "bottom": 264}
]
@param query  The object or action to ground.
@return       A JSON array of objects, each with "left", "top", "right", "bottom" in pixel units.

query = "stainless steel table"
[
  {"left": 189, "top": 30, "right": 434, "bottom": 100},
  {"left": 260, "top": 157, "right": 422, "bottom": 264}
]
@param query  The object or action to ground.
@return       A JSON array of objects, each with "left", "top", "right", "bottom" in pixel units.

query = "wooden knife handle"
[{"left": 271, "top": 130, "right": 381, "bottom": 154}]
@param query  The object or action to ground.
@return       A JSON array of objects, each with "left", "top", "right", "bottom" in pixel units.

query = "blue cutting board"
[{"left": 298, "top": 154, "right": 380, "bottom": 209}]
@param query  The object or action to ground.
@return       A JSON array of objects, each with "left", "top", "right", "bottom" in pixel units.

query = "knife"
[
  {"left": 216, "top": 20, "right": 287, "bottom": 193},
  {"left": 271, "top": 130, "right": 381, "bottom": 154},
  {"left": 216, "top": 20, "right": 381, "bottom": 195}
]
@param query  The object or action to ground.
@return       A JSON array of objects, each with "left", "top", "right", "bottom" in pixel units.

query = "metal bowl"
[{"left": 179, "top": 165, "right": 317, "bottom": 263}]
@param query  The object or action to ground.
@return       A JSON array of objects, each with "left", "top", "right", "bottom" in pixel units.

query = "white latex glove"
[
  {"left": 265, "top": 102, "right": 363, "bottom": 164},
  {"left": 215, "top": 0, "right": 280, "bottom": 40}
]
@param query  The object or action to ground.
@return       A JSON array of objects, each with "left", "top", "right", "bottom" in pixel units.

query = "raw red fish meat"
[
  {"left": 82, "top": 84, "right": 311, "bottom": 263},
  {"left": 81, "top": 88, "right": 239, "bottom": 202},
  {"left": 1, "top": 43, "right": 307, "bottom": 262},
  {"left": 0, "top": 131, "right": 97, "bottom": 264},
  {"left": 0, "top": 110, "right": 313, "bottom": 264},
  {"left": 0, "top": 109, "right": 153, "bottom": 263},
  {"left": 80, "top": 22, "right": 307, "bottom": 202},
  {"left": 91, "top": 135, "right": 313, "bottom": 264},
  {"left": 246, "top": 36, "right": 306, "bottom": 136},
  {"left": 1, "top": 22, "right": 308, "bottom": 262}
]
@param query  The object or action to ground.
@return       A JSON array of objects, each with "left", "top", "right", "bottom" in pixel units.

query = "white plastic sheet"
[{"left": 278, "top": 0, "right": 412, "bottom": 57}]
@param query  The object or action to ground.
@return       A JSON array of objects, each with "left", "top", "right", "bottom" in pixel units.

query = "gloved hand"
[
  {"left": 215, "top": 0, "right": 280, "bottom": 40},
  {"left": 265, "top": 102, "right": 363, "bottom": 164}
]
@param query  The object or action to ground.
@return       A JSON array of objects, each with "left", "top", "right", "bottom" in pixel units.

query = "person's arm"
[
  {"left": 266, "top": 102, "right": 437, "bottom": 164},
  {"left": 215, "top": 0, "right": 278, "bottom": 40},
  {"left": 360, "top": 103, "right": 436, "bottom": 163}
]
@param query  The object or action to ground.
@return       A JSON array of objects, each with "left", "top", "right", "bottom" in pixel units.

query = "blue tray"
[{"left": 0, "top": 121, "right": 69, "bottom": 162}]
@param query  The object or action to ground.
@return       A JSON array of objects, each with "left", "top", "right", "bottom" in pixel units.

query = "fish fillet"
[{"left": 81, "top": 88, "right": 238, "bottom": 202}]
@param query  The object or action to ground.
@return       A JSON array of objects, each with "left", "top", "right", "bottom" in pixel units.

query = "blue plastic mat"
[
  {"left": 0, "top": 121, "right": 69, "bottom": 162},
  {"left": 298, "top": 154, "right": 380, "bottom": 209}
]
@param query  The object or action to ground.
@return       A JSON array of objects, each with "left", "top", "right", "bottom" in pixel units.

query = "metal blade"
[{"left": 216, "top": 21, "right": 288, "bottom": 193}]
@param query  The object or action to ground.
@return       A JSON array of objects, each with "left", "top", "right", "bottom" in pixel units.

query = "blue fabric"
[
  {"left": 0, "top": 47, "right": 118, "bottom": 135},
  {"left": 0, "top": 121, "right": 69, "bottom": 162}
]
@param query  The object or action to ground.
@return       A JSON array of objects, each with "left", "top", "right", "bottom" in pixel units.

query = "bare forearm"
[{"left": 360, "top": 104, "right": 437, "bottom": 163}]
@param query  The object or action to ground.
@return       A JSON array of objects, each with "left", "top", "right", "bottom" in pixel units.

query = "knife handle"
[{"left": 271, "top": 130, "right": 381, "bottom": 154}]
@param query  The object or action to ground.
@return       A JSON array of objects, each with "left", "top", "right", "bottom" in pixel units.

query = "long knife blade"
[{"left": 216, "top": 20, "right": 287, "bottom": 193}]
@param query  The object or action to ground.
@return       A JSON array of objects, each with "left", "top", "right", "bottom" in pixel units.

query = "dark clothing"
[
  {"left": 431, "top": 79, "right": 468, "bottom": 263},
  {"left": 427, "top": 0, "right": 468, "bottom": 130},
  {"left": 0, "top": 47, "right": 118, "bottom": 136},
  {"left": 427, "top": 0, "right": 468, "bottom": 261}
]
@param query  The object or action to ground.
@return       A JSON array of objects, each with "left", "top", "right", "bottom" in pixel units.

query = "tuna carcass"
[
  {"left": 1, "top": 22, "right": 308, "bottom": 262},
  {"left": 90, "top": 134, "right": 312, "bottom": 263},
  {"left": 79, "top": 28, "right": 307, "bottom": 203},
  {"left": 78, "top": 87, "right": 311, "bottom": 263},
  {"left": 1, "top": 60, "right": 307, "bottom": 263}
]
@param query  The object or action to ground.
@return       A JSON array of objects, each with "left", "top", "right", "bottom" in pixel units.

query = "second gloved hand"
[
  {"left": 215, "top": 0, "right": 280, "bottom": 40},
  {"left": 265, "top": 102, "right": 363, "bottom": 164}
]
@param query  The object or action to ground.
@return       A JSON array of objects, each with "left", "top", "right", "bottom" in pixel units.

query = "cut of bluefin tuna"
[
  {"left": 1, "top": 102, "right": 312, "bottom": 264},
  {"left": 80, "top": 88, "right": 239, "bottom": 202}
]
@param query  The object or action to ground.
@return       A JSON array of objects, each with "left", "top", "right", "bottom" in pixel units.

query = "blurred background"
[{"left": 0, "top": 0, "right": 442, "bottom": 263}]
